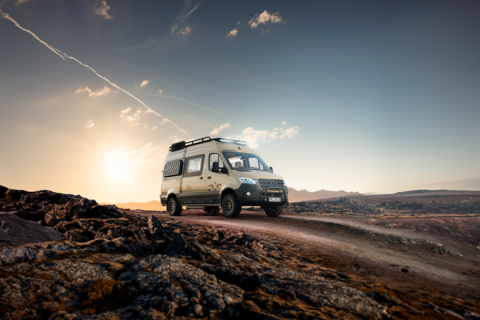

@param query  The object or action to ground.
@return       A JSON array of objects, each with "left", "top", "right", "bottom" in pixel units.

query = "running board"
[{"left": 186, "top": 206, "right": 206, "bottom": 210}]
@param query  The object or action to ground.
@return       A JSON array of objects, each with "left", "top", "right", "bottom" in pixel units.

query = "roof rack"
[{"left": 169, "top": 136, "right": 248, "bottom": 152}]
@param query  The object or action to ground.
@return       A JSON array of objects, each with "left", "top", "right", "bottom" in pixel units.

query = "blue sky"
[{"left": 1, "top": 0, "right": 479, "bottom": 202}]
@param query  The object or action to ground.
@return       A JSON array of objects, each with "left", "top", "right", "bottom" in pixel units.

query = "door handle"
[
  {"left": 207, "top": 176, "right": 211, "bottom": 179},
  {"left": 199, "top": 177, "right": 203, "bottom": 180}
]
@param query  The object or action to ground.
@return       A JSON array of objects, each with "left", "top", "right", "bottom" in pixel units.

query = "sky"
[{"left": 1, "top": 0, "right": 479, "bottom": 203}]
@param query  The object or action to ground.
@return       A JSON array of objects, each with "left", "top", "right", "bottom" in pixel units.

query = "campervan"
[{"left": 160, "top": 137, "right": 288, "bottom": 217}]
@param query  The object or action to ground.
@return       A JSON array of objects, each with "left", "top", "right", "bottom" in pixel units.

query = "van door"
[
  {"left": 180, "top": 154, "right": 207, "bottom": 205},
  {"left": 206, "top": 153, "right": 226, "bottom": 205}
]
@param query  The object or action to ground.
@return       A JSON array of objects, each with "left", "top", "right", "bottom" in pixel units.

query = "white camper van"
[{"left": 160, "top": 137, "right": 288, "bottom": 218}]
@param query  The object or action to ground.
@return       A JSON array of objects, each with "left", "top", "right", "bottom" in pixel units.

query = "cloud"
[
  {"left": 281, "top": 121, "right": 287, "bottom": 125},
  {"left": 75, "top": 86, "right": 112, "bottom": 98},
  {"left": 140, "top": 79, "right": 149, "bottom": 87},
  {"left": 248, "top": 10, "right": 283, "bottom": 29},
  {"left": 158, "top": 89, "right": 162, "bottom": 94},
  {"left": 227, "top": 28, "right": 238, "bottom": 37},
  {"left": 0, "top": 10, "right": 187, "bottom": 134},
  {"left": 86, "top": 120, "right": 94, "bottom": 129},
  {"left": 210, "top": 122, "right": 231, "bottom": 135},
  {"left": 238, "top": 125, "right": 299, "bottom": 148},
  {"left": 171, "top": 3, "right": 199, "bottom": 35},
  {"left": 120, "top": 107, "right": 153, "bottom": 126},
  {"left": 103, "top": 143, "right": 166, "bottom": 172},
  {"left": 177, "top": 26, "right": 191, "bottom": 35},
  {"left": 94, "top": 1, "right": 112, "bottom": 19},
  {"left": 236, "top": 21, "right": 240, "bottom": 25}
]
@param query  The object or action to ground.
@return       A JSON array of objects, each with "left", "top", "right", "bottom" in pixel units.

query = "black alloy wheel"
[
  {"left": 167, "top": 196, "right": 182, "bottom": 216},
  {"left": 204, "top": 206, "right": 220, "bottom": 216},
  {"left": 221, "top": 194, "right": 241, "bottom": 217},
  {"left": 264, "top": 204, "right": 283, "bottom": 217}
]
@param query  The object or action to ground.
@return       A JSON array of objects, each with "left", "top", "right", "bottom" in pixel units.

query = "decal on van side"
[{"left": 207, "top": 182, "right": 222, "bottom": 191}]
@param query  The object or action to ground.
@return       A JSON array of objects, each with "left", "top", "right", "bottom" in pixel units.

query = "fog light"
[{"left": 246, "top": 192, "right": 251, "bottom": 196}]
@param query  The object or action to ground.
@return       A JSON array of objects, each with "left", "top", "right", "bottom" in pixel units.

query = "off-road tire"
[
  {"left": 264, "top": 205, "right": 283, "bottom": 217},
  {"left": 204, "top": 206, "right": 220, "bottom": 216},
  {"left": 167, "top": 196, "right": 182, "bottom": 216},
  {"left": 222, "top": 194, "right": 241, "bottom": 218}
]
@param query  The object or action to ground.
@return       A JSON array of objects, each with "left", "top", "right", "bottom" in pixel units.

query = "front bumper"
[{"left": 235, "top": 183, "right": 288, "bottom": 207}]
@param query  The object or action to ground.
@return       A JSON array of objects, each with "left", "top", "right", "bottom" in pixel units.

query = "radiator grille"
[{"left": 258, "top": 179, "right": 284, "bottom": 190}]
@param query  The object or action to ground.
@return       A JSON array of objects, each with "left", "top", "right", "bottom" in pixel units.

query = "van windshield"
[{"left": 222, "top": 152, "right": 270, "bottom": 171}]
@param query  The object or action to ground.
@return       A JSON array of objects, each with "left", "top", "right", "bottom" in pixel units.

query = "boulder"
[
  {"left": 5, "top": 189, "right": 21, "bottom": 200},
  {"left": 44, "top": 212, "right": 61, "bottom": 226},
  {"left": 0, "top": 185, "right": 7, "bottom": 198},
  {"left": 0, "top": 212, "right": 66, "bottom": 249}
]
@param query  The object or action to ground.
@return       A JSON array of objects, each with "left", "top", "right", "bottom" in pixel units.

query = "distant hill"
[
  {"left": 108, "top": 188, "right": 362, "bottom": 210},
  {"left": 287, "top": 188, "right": 361, "bottom": 202},
  {"left": 114, "top": 200, "right": 165, "bottom": 211}
]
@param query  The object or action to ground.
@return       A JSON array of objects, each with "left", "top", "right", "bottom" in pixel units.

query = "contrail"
[
  {"left": 0, "top": 9, "right": 188, "bottom": 135},
  {"left": 181, "top": 4, "right": 199, "bottom": 25},
  {"left": 141, "top": 92, "right": 226, "bottom": 115}
]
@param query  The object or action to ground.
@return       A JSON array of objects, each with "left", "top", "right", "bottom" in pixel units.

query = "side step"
[{"left": 186, "top": 206, "right": 206, "bottom": 210}]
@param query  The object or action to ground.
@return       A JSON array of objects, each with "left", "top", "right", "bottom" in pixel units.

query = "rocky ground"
[
  {"left": 1, "top": 186, "right": 480, "bottom": 319},
  {"left": 280, "top": 195, "right": 480, "bottom": 216}
]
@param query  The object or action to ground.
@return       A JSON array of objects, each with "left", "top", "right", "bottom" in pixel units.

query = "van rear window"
[{"left": 164, "top": 160, "right": 183, "bottom": 177}]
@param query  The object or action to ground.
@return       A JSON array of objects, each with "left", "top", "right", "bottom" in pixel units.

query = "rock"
[
  {"left": 44, "top": 212, "right": 60, "bottom": 226},
  {"left": 5, "top": 189, "right": 21, "bottom": 200},
  {"left": 367, "top": 291, "right": 402, "bottom": 306},
  {"left": 0, "top": 212, "right": 66, "bottom": 249},
  {"left": 11, "top": 210, "right": 28, "bottom": 220},
  {"left": 0, "top": 185, "right": 8, "bottom": 198}
]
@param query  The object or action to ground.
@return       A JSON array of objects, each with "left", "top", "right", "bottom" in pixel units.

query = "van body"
[{"left": 160, "top": 137, "right": 288, "bottom": 217}]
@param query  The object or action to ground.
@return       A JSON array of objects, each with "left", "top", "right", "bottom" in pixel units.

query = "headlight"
[
  {"left": 238, "top": 177, "right": 256, "bottom": 184},
  {"left": 284, "top": 180, "right": 287, "bottom": 187}
]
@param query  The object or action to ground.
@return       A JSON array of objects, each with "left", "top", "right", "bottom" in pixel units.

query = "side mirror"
[
  {"left": 269, "top": 166, "right": 273, "bottom": 173},
  {"left": 221, "top": 167, "right": 228, "bottom": 174},
  {"left": 212, "top": 162, "right": 219, "bottom": 172}
]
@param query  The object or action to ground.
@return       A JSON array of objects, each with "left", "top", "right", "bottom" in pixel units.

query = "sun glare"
[{"left": 103, "top": 149, "right": 131, "bottom": 180}]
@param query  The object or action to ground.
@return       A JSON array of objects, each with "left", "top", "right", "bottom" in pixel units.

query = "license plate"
[{"left": 269, "top": 197, "right": 281, "bottom": 202}]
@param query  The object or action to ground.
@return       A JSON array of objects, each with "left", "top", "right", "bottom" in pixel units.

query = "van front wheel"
[
  {"left": 205, "top": 206, "right": 220, "bottom": 216},
  {"left": 222, "top": 194, "right": 241, "bottom": 218},
  {"left": 264, "top": 205, "right": 283, "bottom": 217},
  {"left": 167, "top": 197, "right": 182, "bottom": 216}
]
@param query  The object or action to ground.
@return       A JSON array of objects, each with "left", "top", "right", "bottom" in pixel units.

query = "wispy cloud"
[
  {"left": 177, "top": 26, "right": 191, "bottom": 36},
  {"left": 86, "top": 120, "right": 95, "bottom": 129},
  {"left": 103, "top": 143, "right": 165, "bottom": 172},
  {"left": 170, "top": 2, "right": 199, "bottom": 35},
  {"left": 248, "top": 10, "right": 283, "bottom": 29},
  {"left": 140, "top": 79, "right": 149, "bottom": 87},
  {"left": 75, "top": 86, "right": 112, "bottom": 98},
  {"left": 210, "top": 122, "right": 231, "bottom": 135},
  {"left": 120, "top": 107, "right": 153, "bottom": 126},
  {"left": 238, "top": 125, "right": 299, "bottom": 148},
  {"left": 227, "top": 29, "right": 238, "bottom": 37},
  {"left": 281, "top": 121, "right": 287, "bottom": 125},
  {"left": 0, "top": 10, "right": 187, "bottom": 134},
  {"left": 94, "top": 0, "right": 112, "bottom": 20}
]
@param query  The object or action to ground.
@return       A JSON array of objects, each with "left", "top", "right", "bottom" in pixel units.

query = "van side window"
[
  {"left": 164, "top": 160, "right": 183, "bottom": 177},
  {"left": 248, "top": 158, "right": 264, "bottom": 170},
  {"left": 183, "top": 155, "right": 205, "bottom": 177},
  {"left": 209, "top": 153, "right": 225, "bottom": 172}
]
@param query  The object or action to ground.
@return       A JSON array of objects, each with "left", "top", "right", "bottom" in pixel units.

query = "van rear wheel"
[
  {"left": 264, "top": 205, "right": 283, "bottom": 217},
  {"left": 204, "top": 206, "right": 220, "bottom": 216},
  {"left": 222, "top": 194, "right": 241, "bottom": 218},
  {"left": 167, "top": 196, "right": 182, "bottom": 216}
]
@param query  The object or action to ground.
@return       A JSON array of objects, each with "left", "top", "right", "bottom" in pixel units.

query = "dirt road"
[{"left": 137, "top": 210, "right": 480, "bottom": 298}]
